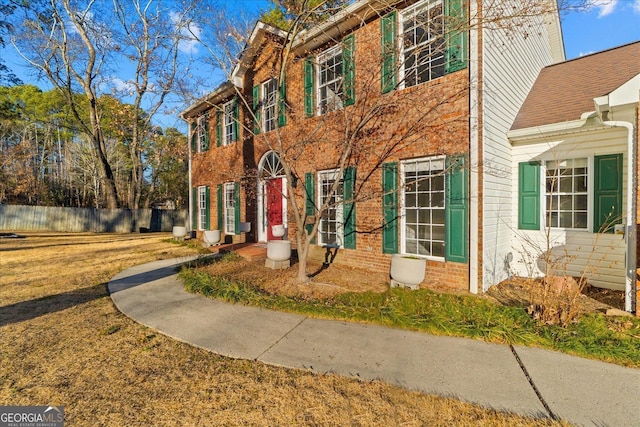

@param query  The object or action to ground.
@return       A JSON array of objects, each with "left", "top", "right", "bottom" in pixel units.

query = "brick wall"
[{"left": 191, "top": 13, "right": 471, "bottom": 290}]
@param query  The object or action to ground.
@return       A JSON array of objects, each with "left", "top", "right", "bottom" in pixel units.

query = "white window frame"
[
  {"left": 197, "top": 186, "right": 207, "bottom": 230},
  {"left": 316, "top": 44, "right": 344, "bottom": 114},
  {"left": 222, "top": 100, "right": 234, "bottom": 146},
  {"left": 197, "top": 115, "right": 207, "bottom": 153},
  {"left": 224, "top": 182, "right": 235, "bottom": 234},
  {"left": 262, "top": 78, "right": 278, "bottom": 133},
  {"left": 400, "top": 0, "right": 445, "bottom": 89},
  {"left": 400, "top": 156, "right": 446, "bottom": 259},
  {"left": 317, "top": 169, "right": 344, "bottom": 247},
  {"left": 544, "top": 158, "right": 590, "bottom": 231}
]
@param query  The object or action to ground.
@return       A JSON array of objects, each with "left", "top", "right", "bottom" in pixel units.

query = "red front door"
[{"left": 266, "top": 178, "right": 283, "bottom": 240}]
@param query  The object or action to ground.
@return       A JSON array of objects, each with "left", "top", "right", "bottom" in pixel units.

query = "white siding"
[
  {"left": 480, "top": 5, "right": 560, "bottom": 290},
  {"left": 511, "top": 127, "right": 628, "bottom": 290}
]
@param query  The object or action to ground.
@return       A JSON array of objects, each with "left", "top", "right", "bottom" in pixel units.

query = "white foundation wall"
[
  {"left": 480, "top": 4, "right": 560, "bottom": 290},
  {"left": 510, "top": 127, "right": 629, "bottom": 290}
]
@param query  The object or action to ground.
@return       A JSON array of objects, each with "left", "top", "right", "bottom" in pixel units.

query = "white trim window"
[
  {"left": 545, "top": 158, "right": 588, "bottom": 229},
  {"left": 224, "top": 182, "right": 236, "bottom": 234},
  {"left": 400, "top": 0, "right": 445, "bottom": 88},
  {"left": 198, "top": 186, "right": 207, "bottom": 230},
  {"left": 317, "top": 44, "right": 344, "bottom": 114},
  {"left": 317, "top": 169, "right": 344, "bottom": 247},
  {"left": 401, "top": 156, "right": 445, "bottom": 258},
  {"left": 262, "top": 78, "right": 278, "bottom": 132},
  {"left": 222, "top": 100, "right": 234, "bottom": 146},
  {"left": 197, "top": 115, "right": 207, "bottom": 152}
]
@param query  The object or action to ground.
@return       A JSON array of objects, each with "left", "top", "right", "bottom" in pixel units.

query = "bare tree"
[
  {"left": 12, "top": 0, "right": 194, "bottom": 209},
  {"left": 187, "top": 0, "right": 595, "bottom": 284}
]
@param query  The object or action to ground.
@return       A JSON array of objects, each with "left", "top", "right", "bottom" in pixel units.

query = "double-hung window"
[
  {"left": 317, "top": 45, "right": 344, "bottom": 114},
  {"left": 381, "top": 0, "right": 466, "bottom": 93},
  {"left": 401, "top": 156, "right": 446, "bottom": 258},
  {"left": 224, "top": 182, "right": 236, "bottom": 234},
  {"left": 304, "top": 34, "right": 355, "bottom": 117},
  {"left": 401, "top": 0, "right": 445, "bottom": 88},
  {"left": 262, "top": 78, "right": 278, "bottom": 132},
  {"left": 518, "top": 154, "right": 623, "bottom": 233},
  {"left": 197, "top": 115, "right": 208, "bottom": 152},
  {"left": 317, "top": 169, "right": 344, "bottom": 247},
  {"left": 198, "top": 186, "right": 207, "bottom": 230},
  {"left": 222, "top": 100, "right": 235, "bottom": 146},
  {"left": 545, "top": 159, "right": 588, "bottom": 229}
]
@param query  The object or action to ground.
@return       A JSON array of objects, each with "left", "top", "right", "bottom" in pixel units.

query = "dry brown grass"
[{"left": 0, "top": 232, "right": 569, "bottom": 426}]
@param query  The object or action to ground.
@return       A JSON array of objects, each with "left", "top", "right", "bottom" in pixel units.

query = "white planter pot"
[
  {"left": 267, "top": 240, "right": 291, "bottom": 261},
  {"left": 390, "top": 254, "right": 426, "bottom": 288},
  {"left": 172, "top": 226, "right": 187, "bottom": 239},
  {"left": 271, "top": 224, "right": 285, "bottom": 237},
  {"left": 203, "top": 230, "right": 221, "bottom": 247}
]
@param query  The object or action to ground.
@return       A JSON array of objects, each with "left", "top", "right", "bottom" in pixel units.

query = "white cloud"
[
  {"left": 633, "top": 0, "right": 640, "bottom": 14},
  {"left": 110, "top": 77, "right": 135, "bottom": 95},
  {"left": 170, "top": 11, "right": 201, "bottom": 55},
  {"left": 590, "top": 0, "right": 618, "bottom": 17}
]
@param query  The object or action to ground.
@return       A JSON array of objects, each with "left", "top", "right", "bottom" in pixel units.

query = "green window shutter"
[
  {"left": 305, "top": 172, "right": 316, "bottom": 244},
  {"left": 217, "top": 184, "right": 223, "bottom": 231},
  {"left": 381, "top": 11, "right": 397, "bottom": 94},
  {"left": 216, "top": 109, "right": 222, "bottom": 147},
  {"left": 445, "top": 155, "right": 468, "bottom": 262},
  {"left": 304, "top": 57, "right": 315, "bottom": 117},
  {"left": 205, "top": 186, "right": 211, "bottom": 230},
  {"left": 252, "top": 85, "right": 261, "bottom": 135},
  {"left": 518, "top": 162, "right": 541, "bottom": 230},
  {"left": 445, "top": 0, "right": 467, "bottom": 74},
  {"left": 343, "top": 166, "right": 357, "bottom": 249},
  {"left": 190, "top": 121, "right": 197, "bottom": 153},
  {"left": 234, "top": 182, "right": 241, "bottom": 235},
  {"left": 382, "top": 162, "right": 398, "bottom": 254},
  {"left": 343, "top": 34, "right": 356, "bottom": 107},
  {"left": 278, "top": 75, "right": 287, "bottom": 127},
  {"left": 192, "top": 187, "right": 198, "bottom": 230},
  {"left": 594, "top": 153, "right": 623, "bottom": 233},
  {"left": 232, "top": 98, "right": 240, "bottom": 141}
]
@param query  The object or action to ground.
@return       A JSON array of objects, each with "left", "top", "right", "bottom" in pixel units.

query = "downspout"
[{"left": 603, "top": 120, "right": 636, "bottom": 313}]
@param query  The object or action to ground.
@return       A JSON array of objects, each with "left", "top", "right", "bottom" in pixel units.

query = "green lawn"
[{"left": 179, "top": 255, "right": 640, "bottom": 368}]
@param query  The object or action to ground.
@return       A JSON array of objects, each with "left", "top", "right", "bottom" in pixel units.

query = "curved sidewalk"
[{"left": 108, "top": 257, "right": 640, "bottom": 427}]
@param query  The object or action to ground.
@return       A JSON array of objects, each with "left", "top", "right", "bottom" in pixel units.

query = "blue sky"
[{"left": 2, "top": 0, "right": 639, "bottom": 129}]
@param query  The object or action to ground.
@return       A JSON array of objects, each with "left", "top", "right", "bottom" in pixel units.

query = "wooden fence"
[{"left": 0, "top": 205, "right": 188, "bottom": 233}]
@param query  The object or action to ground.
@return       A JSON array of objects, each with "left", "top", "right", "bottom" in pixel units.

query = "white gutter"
[{"left": 603, "top": 120, "right": 636, "bottom": 313}]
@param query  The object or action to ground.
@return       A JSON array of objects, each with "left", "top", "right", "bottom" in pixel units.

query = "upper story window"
[
  {"left": 304, "top": 34, "right": 355, "bottom": 117},
  {"left": 317, "top": 45, "right": 344, "bottom": 114},
  {"left": 197, "top": 115, "right": 209, "bottom": 153},
  {"left": 262, "top": 78, "right": 278, "bottom": 133},
  {"left": 381, "top": 0, "right": 467, "bottom": 94},
  {"left": 222, "top": 100, "right": 235, "bottom": 146},
  {"left": 401, "top": 0, "right": 445, "bottom": 88}
]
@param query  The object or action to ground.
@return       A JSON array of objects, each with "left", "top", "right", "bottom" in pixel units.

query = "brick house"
[
  {"left": 508, "top": 41, "right": 640, "bottom": 312},
  {"left": 181, "top": 0, "right": 639, "bottom": 302}
]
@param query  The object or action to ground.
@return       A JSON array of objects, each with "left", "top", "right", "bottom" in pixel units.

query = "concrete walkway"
[{"left": 108, "top": 257, "right": 640, "bottom": 427}]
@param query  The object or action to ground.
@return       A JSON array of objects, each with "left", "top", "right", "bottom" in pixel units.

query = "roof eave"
[
  {"left": 507, "top": 112, "right": 598, "bottom": 143},
  {"left": 179, "top": 82, "right": 236, "bottom": 120}
]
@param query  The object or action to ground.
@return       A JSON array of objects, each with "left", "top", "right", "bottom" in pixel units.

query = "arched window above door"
[{"left": 259, "top": 151, "right": 285, "bottom": 179}]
